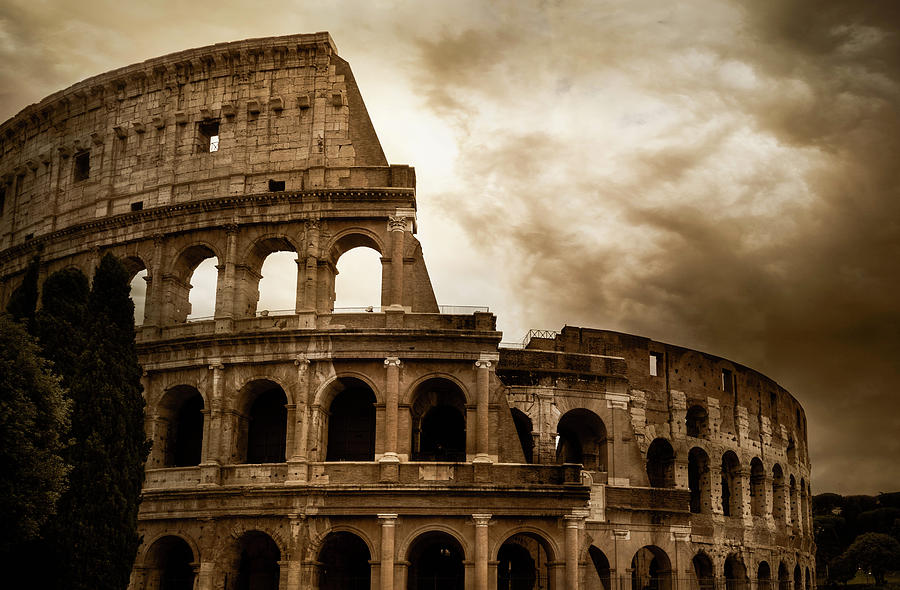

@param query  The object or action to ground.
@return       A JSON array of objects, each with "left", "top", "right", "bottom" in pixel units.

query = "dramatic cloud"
[{"left": 1, "top": 0, "right": 897, "bottom": 493}]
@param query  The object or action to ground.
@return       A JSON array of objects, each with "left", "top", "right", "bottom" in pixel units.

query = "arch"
[
  {"left": 646, "top": 438, "right": 676, "bottom": 488},
  {"left": 496, "top": 532, "right": 554, "bottom": 590},
  {"left": 772, "top": 464, "right": 786, "bottom": 523},
  {"left": 725, "top": 554, "right": 748, "bottom": 590},
  {"left": 793, "top": 565, "right": 802, "bottom": 590},
  {"left": 333, "top": 245, "right": 384, "bottom": 310},
  {"left": 556, "top": 408, "right": 608, "bottom": 471},
  {"left": 152, "top": 385, "right": 205, "bottom": 468},
  {"left": 688, "top": 447, "right": 711, "bottom": 514},
  {"left": 407, "top": 530, "right": 465, "bottom": 590},
  {"left": 511, "top": 408, "right": 535, "bottom": 463},
  {"left": 315, "top": 372, "right": 383, "bottom": 407},
  {"left": 236, "top": 380, "right": 288, "bottom": 464},
  {"left": 243, "top": 234, "right": 300, "bottom": 316},
  {"left": 143, "top": 535, "right": 196, "bottom": 590},
  {"left": 224, "top": 531, "right": 281, "bottom": 590},
  {"left": 589, "top": 546, "right": 612, "bottom": 590},
  {"left": 721, "top": 451, "right": 742, "bottom": 517},
  {"left": 778, "top": 563, "right": 790, "bottom": 590},
  {"left": 686, "top": 405, "right": 709, "bottom": 438},
  {"left": 410, "top": 377, "right": 468, "bottom": 461},
  {"left": 121, "top": 255, "right": 150, "bottom": 325},
  {"left": 325, "top": 377, "right": 376, "bottom": 461},
  {"left": 631, "top": 546, "right": 672, "bottom": 590},
  {"left": 692, "top": 552, "right": 715, "bottom": 590},
  {"left": 167, "top": 243, "right": 219, "bottom": 323},
  {"left": 805, "top": 568, "right": 811, "bottom": 590},
  {"left": 789, "top": 475, "right": 798, "bottom": 529},
  {"left": 786, "top": 436, "right": 797, "bottom": 464},
  {"left": 800, "top": 477, "right": 809, "bottom": 534},
  {"left": 327, "top": 228, "right": 386, "bottom": 262},
  {"left": 758, "top": 561, "right": 772, "bottom": 590},
  {"left": 750, "top": 457, "right": 766, "bottom": 517},
  {"left": 172, "top": 243, "right": 220, "bottom": 282},
  {"left": 318, "top": 531, "right": 371, "bottom": 590}
]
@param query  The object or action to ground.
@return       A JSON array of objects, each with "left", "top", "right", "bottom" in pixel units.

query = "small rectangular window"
[
  {"left": 722, "top": 368, "right": 734, "bottom": 393},
  {"left": 268, "top": 179, "right": 285, "bottom": 192},
  {"left": 649, "top": 352, "right": 663, "bottom": 376},
  {"left": 198, "top": 121, "right": 220, "bottom": 153},
  {"left": 130, "top": 201, "right": 143, "bottom": 211},
  {"left": 24, "top": 233, "right": 34, "bottom": 241},
  {"left": 74, "top": 151, "right": 90, "bottom": 181}
]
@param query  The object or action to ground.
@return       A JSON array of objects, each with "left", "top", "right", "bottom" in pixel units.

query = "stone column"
[
  {"left": 474, "top": 514, "right": 492, "bottom": 590},
  {"left": 565, "top": 514, "right": 584, "bottom": 590},
  {"left": 384, "top": 357, "right": 401, "bottom": 456},
  {"left": 474, "top": 354, "right": 498, "bottom": 462},
  {"left": 145, "top": 233, "right": 165, "bottom": 327},
  {"left": 606, "top": 393, "right": 630, "bottom": 486},
  {"left": 214, "top": 224, "right": 238, "bottom": 324},
  {"left": 387, "top": 216, "right": 406, "bottom": 309},
  {"left": 302, "top": 220, "right": 320, "bottom": 311},
  {"left": 379, "top": 514, "right": 398, "bottom": 590},
  {"left": 287, "top": 356, "right": 310, "bottom": 484},
  {"left": 206, "top": 361, "right": 225, "bottom": 463},
  {"left": 196, "top": 562, "right": 215, "bottom": 590}
]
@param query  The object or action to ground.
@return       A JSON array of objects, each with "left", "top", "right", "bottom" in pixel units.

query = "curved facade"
[{"left": 0, "top": 33, "right": 814, "bottom": 590}]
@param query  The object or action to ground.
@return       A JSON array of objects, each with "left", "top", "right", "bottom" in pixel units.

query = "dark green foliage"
[
  {"left": 47, "top": 254, "right": 150, "bottom": 590},
  {"left": 827, "top": 554, "right": 857, "bottom": 585},
  {"left": 879, "top": 493, "right": 900, "bottom": 509},
  {"left": 840, "top": 532, "right": 900, "bottom": 586},
  {"left": 814, "top": 493, "right": 845, "bottom": 516},
  {"left": 0, "top": 314, "right": 70, "bottom": 556},
  {"left": 35, "top": 268, "right": 90, "bottom": 387},
  {"left": 5, "top": 255, "right": 40, "bottom": 328},
  {"left": 858, "top": 509, "right": 900, "bottom": 537},
  {"left": 816, "top": 515, "right": 849, "bottom": 567}
]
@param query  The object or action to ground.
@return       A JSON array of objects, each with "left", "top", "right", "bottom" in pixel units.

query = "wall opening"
[
  {"left": 646, "top": 438, "right": 676, "bottom": 488},
  {"left": 333, "top": 246, "right": 383, "bottom": 311},
  {"left": 236, "top": 381, "right": 287, "bottom": 464},
  {"left": 325, "top": 379, "right": 376, "bottom": 461},
  {"left": 150, "top": 385, "right": 204, "bottom": 469},
  {"left": 693, "top": 553, "right": 715, "bottom": 590},
  {"left": 750, "top": 457, "right": 766, "bottom": 517},
  {"left": 631, "top": 546, "right": 672, "bottom": 590},
  {"left": 721, "top": 451, "right": 742, "bottom": 517},
  {"left": 74, "top": 150, "right": 90, "bottom": 181},
  {"left": 144, "top": 535, "right": 195, "bottom": 590},
  {"left": 234, "top": 531, "right": 279, "bottom": 590},
  {"left": 790, "top": 476, "right": 798, "bottom": 530},
  {"left": 410, "top": 379, "right": 467, "bottom": 461},
  {"left": 497, "top": 533, "right": 552, "bottom": 590},
  {"left": 778, "top": 563, "right": 790, "bottom": 590},
  {"left": 257, "top": 250, "right": 298, "bottom": 315},
  {"left": 198, "top": 120, "right": 220, "bottom": 153},
  {"left": 510, "top": 408, "right": 534, "bottom": 463},
  {"left": 123, "top": 256, "right": 149, "bottom": 326},
  {"left": 590, "top": 546, "right": 612, "bottom": 590},
  {"left": 318, "top": 531, "right": 371, "bottom": 590},
  {"left": 186, "top": 256, "right": 218, "bottom": 321},
  {"left": 556, "top": 409, "right": 607, "bottom": 471},
  {"left": 689, "top": 447, "right": 711, "bottom": 514},
  {"left": 725, "top": 555, "right": 748, "bottom": 590},
  {"left": 649, "top": 352, "right": 663, "bottom": 376},
  {"left": 407, "top": 531, "right": 464, "bottom": 590},
  {"left": 772, "top": 464, "right": 786, "bottom": 524},
  {"left": 686, "top": 405, "right": 709, "bottom": 438},
  {"left": 758, "top": 562, "right": 772, "bottom": 590}
]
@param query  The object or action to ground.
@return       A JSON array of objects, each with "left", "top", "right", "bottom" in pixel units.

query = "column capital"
[
  {"left": 295, "top": 354, "right": 310, "bottom": 367},
  {"left": 378, "top": 513, "right": 398, "bottom": 523},
  {"left": 472, "top": 514, "right": 492, "bottom": 526},
  {"left": 474, "top": 359, "right": 492, "bottom": 370},
  {"left": 208, "top": 359, "right": 224, "bottom": 371},
  {"left": 385, "top": 357, "right": 402, "bottom": 367}
]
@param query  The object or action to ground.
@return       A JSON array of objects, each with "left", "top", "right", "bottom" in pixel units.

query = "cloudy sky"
[{"left": 2, "top": 0, "right": 898, "bottom": 494}]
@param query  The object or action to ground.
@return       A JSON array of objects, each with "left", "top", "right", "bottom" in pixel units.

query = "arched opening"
[
  {"left": 589, "top": 546, "right": 612, "bottom": 590},
  {"left": 631, "top": 546, "right": 672, "bottom": 590},
  {"left": 800, "top": 478, "right": 809, "bottom": 534},
  {"left": 333, "top": 246, "right": 383, "bottom": 311},
  {"left": 497, "top": 532, "right": 553, "bottom": 590},
  {"left": 511, "top": 408, "right": 534, "bottom": 464},
  {"left": 152, "top": 386, "right": 204, "bottom": 468},
  {"left": 318, "top": 531, "right": 371, "bottom": 590},
  {"left": 256, "top": 250, "right": 298, "bottom": 316},
  {"left": 750, "top": 458, "right": 766, "bottom": 517},
  {"left": 789, "top": 476, "right": 798, "bottom": 530},
  {"left": 778, "top": 563, "right": 790, "bottom": 590},
  {"left": 793, "top": 565, "right": 802, "bottom": 590},
  {"left": 721, "top": 451, "right": 742, "bottom": 517},
  {"left": 325, "top": 379, "right": 376, "bottom": 461},
  {"left": 235, "top": 531, "right": 280, "bottom": 590},
  {"left": 646, "top": 438, "right": 676, "bottom": 488},
  {"left": 692, "top": 552, "right": 715, "bottom": 590},
  {"left": 772, "top": 464, "right": 786, "bottom": 523},
  {"left": 144, "top": 535, "right": 195, "bottom": 590},
  {"left": 686, "top": 405, "right": 709, "bottom": 438},
  {"left": 123, "top": 256, "right": 149, "bottom": 326},
  {"left": 410, "top": 379, "right": 467, "bottom": 462},
  {"left": 236, "top": 381, "right": 287, "bottom": 464},
  {"left": 556, "top": 409, "right": 608, "bottom": 471},
  {"left": 758, "top": 562, "right": 772, "bottom": 590},
  {"left": 805, "top": 568, "right": 811, "bottom": 590},
  {"left": 171, "top": 245, "right": 218, "bottom": 322},
  {"left": 786, "top": 436, "right": 796, "bottom": 464},
  {"left": 724, "top": 555, "right": 748, "bottom": 590},
  {"left": 689, "top": 447, "right": 711, "bottom": 514},
  {"left": 407, "top": 531, "right": 465, "bottom": 590}
]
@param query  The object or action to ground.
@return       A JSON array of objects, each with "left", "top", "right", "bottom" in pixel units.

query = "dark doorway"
[
  {"left": 171, "top": 393, "right": 204, "bottom": 466},
  {"left": 319, "top": 531, "right": 371, "bottom": 590},
  {"left": 236, "top": 532, "right": 280, "bottom": 590},
  {"left": 407, "top": 532, "right": 465, "bottom": 590},
  {"left": 246, "top": 388, "right": 287, "bottom": 463},
  {"left": 326, "top": 385, "right": 376, "bottom": 461}
]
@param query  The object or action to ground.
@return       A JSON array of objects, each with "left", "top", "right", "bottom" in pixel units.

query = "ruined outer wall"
[{"left": 0, "top": 32, "right": 389, "bottom": 250}]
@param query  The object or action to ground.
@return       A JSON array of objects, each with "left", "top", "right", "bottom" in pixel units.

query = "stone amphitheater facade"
[{"left": 0, "top": 33, "right": 814, "bottom": 590}]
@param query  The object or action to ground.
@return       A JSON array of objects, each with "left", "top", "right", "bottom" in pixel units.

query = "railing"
[
  {"left": 499, "top": 329, "right": 560, "bottom": 349},
  {"left": 254, "top": 309, "right": 295, "bottom": 317},
  {"left": 185, "top": 315, "right": 215, "bottom": 323},
  {"left": 331, "top": 305, "right": 489, "bottom": 314}
]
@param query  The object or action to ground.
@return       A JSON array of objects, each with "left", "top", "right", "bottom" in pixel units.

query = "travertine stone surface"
[{"left": 0, "top": 34, "right": 814, "bottom": 590}]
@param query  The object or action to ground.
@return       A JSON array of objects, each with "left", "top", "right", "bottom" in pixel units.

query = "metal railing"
[
  {"left": 254, "top": 309, "right": 295, "bottom": 317},
  {"left": 499, "top": 329, "right": 560, "bottom": 349}
]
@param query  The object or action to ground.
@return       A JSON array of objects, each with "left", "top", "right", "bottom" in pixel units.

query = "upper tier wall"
[{"left": 0, "top": 32, "right": 396, "bottom": 250}]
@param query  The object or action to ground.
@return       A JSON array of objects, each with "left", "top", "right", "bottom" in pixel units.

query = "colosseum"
[{"left": 0, "top": 32, "right": 814, "bottom": 590}]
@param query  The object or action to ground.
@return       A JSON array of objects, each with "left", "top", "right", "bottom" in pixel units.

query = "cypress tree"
[
  {"left": 35, "top": 267, "right": 90, "bottom": 387},
  {"left": 5, "top": 255, "right": 40, "bottom": 329},
  {"left": 50, "top": 254, "right": 150, "bottom": 590}
]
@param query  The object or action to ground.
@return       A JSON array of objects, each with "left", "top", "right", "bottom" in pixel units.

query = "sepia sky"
[{"left": 2, "top": 0, "right": 898, "bottom": 495}]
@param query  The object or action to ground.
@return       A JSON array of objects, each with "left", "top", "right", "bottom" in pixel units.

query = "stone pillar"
[
  {"left": 301, "top": 220, "right": 320, "bottom": 312},
  {"left": 381, "top": 357, "right": 402, "bottom": 481},
  {"left": 606, "top": 393, "right": 631, "bottom": 487},
  {"left": 474, "top": 514, "right": 492, "bottom": 590},
  {"left": 565, "top": 514, "right": 584, "bottom": 590},
  {"left": 214, "top": 224, "right": 238, "bottom": 327},
  {"left": 145, "top": 233, "right": 165, "bottom": 327},
  {"left": 196, "top": 562, "right": 215, "bottom": 590},
  {"left": 387, "top": 215, "right": 406, "bottom": 309},
  {"left": 288, "top": 356, "right": 310, "bottom": 484},
  {"left": 474, "top": 354, "right": 498, "bottom": 462},
  {"left": 379, "top": 514, "right": 398, "bottom": 590},
  {"left": 206, "top": 361, "right": 225, "bottom": 463}
]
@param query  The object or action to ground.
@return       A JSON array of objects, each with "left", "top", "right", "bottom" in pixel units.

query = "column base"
[
  {"left": 379, "top": 453, "right": 401, "bottom": 482},
  {"left": 473, "top": 456, "right": 493, "bottom": 483},
  {"left": 285, "top": 459, "right": 309, "bottom": 485},
  {"left": 198, "top": 462, "right": 221, "bottom": 487}
]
